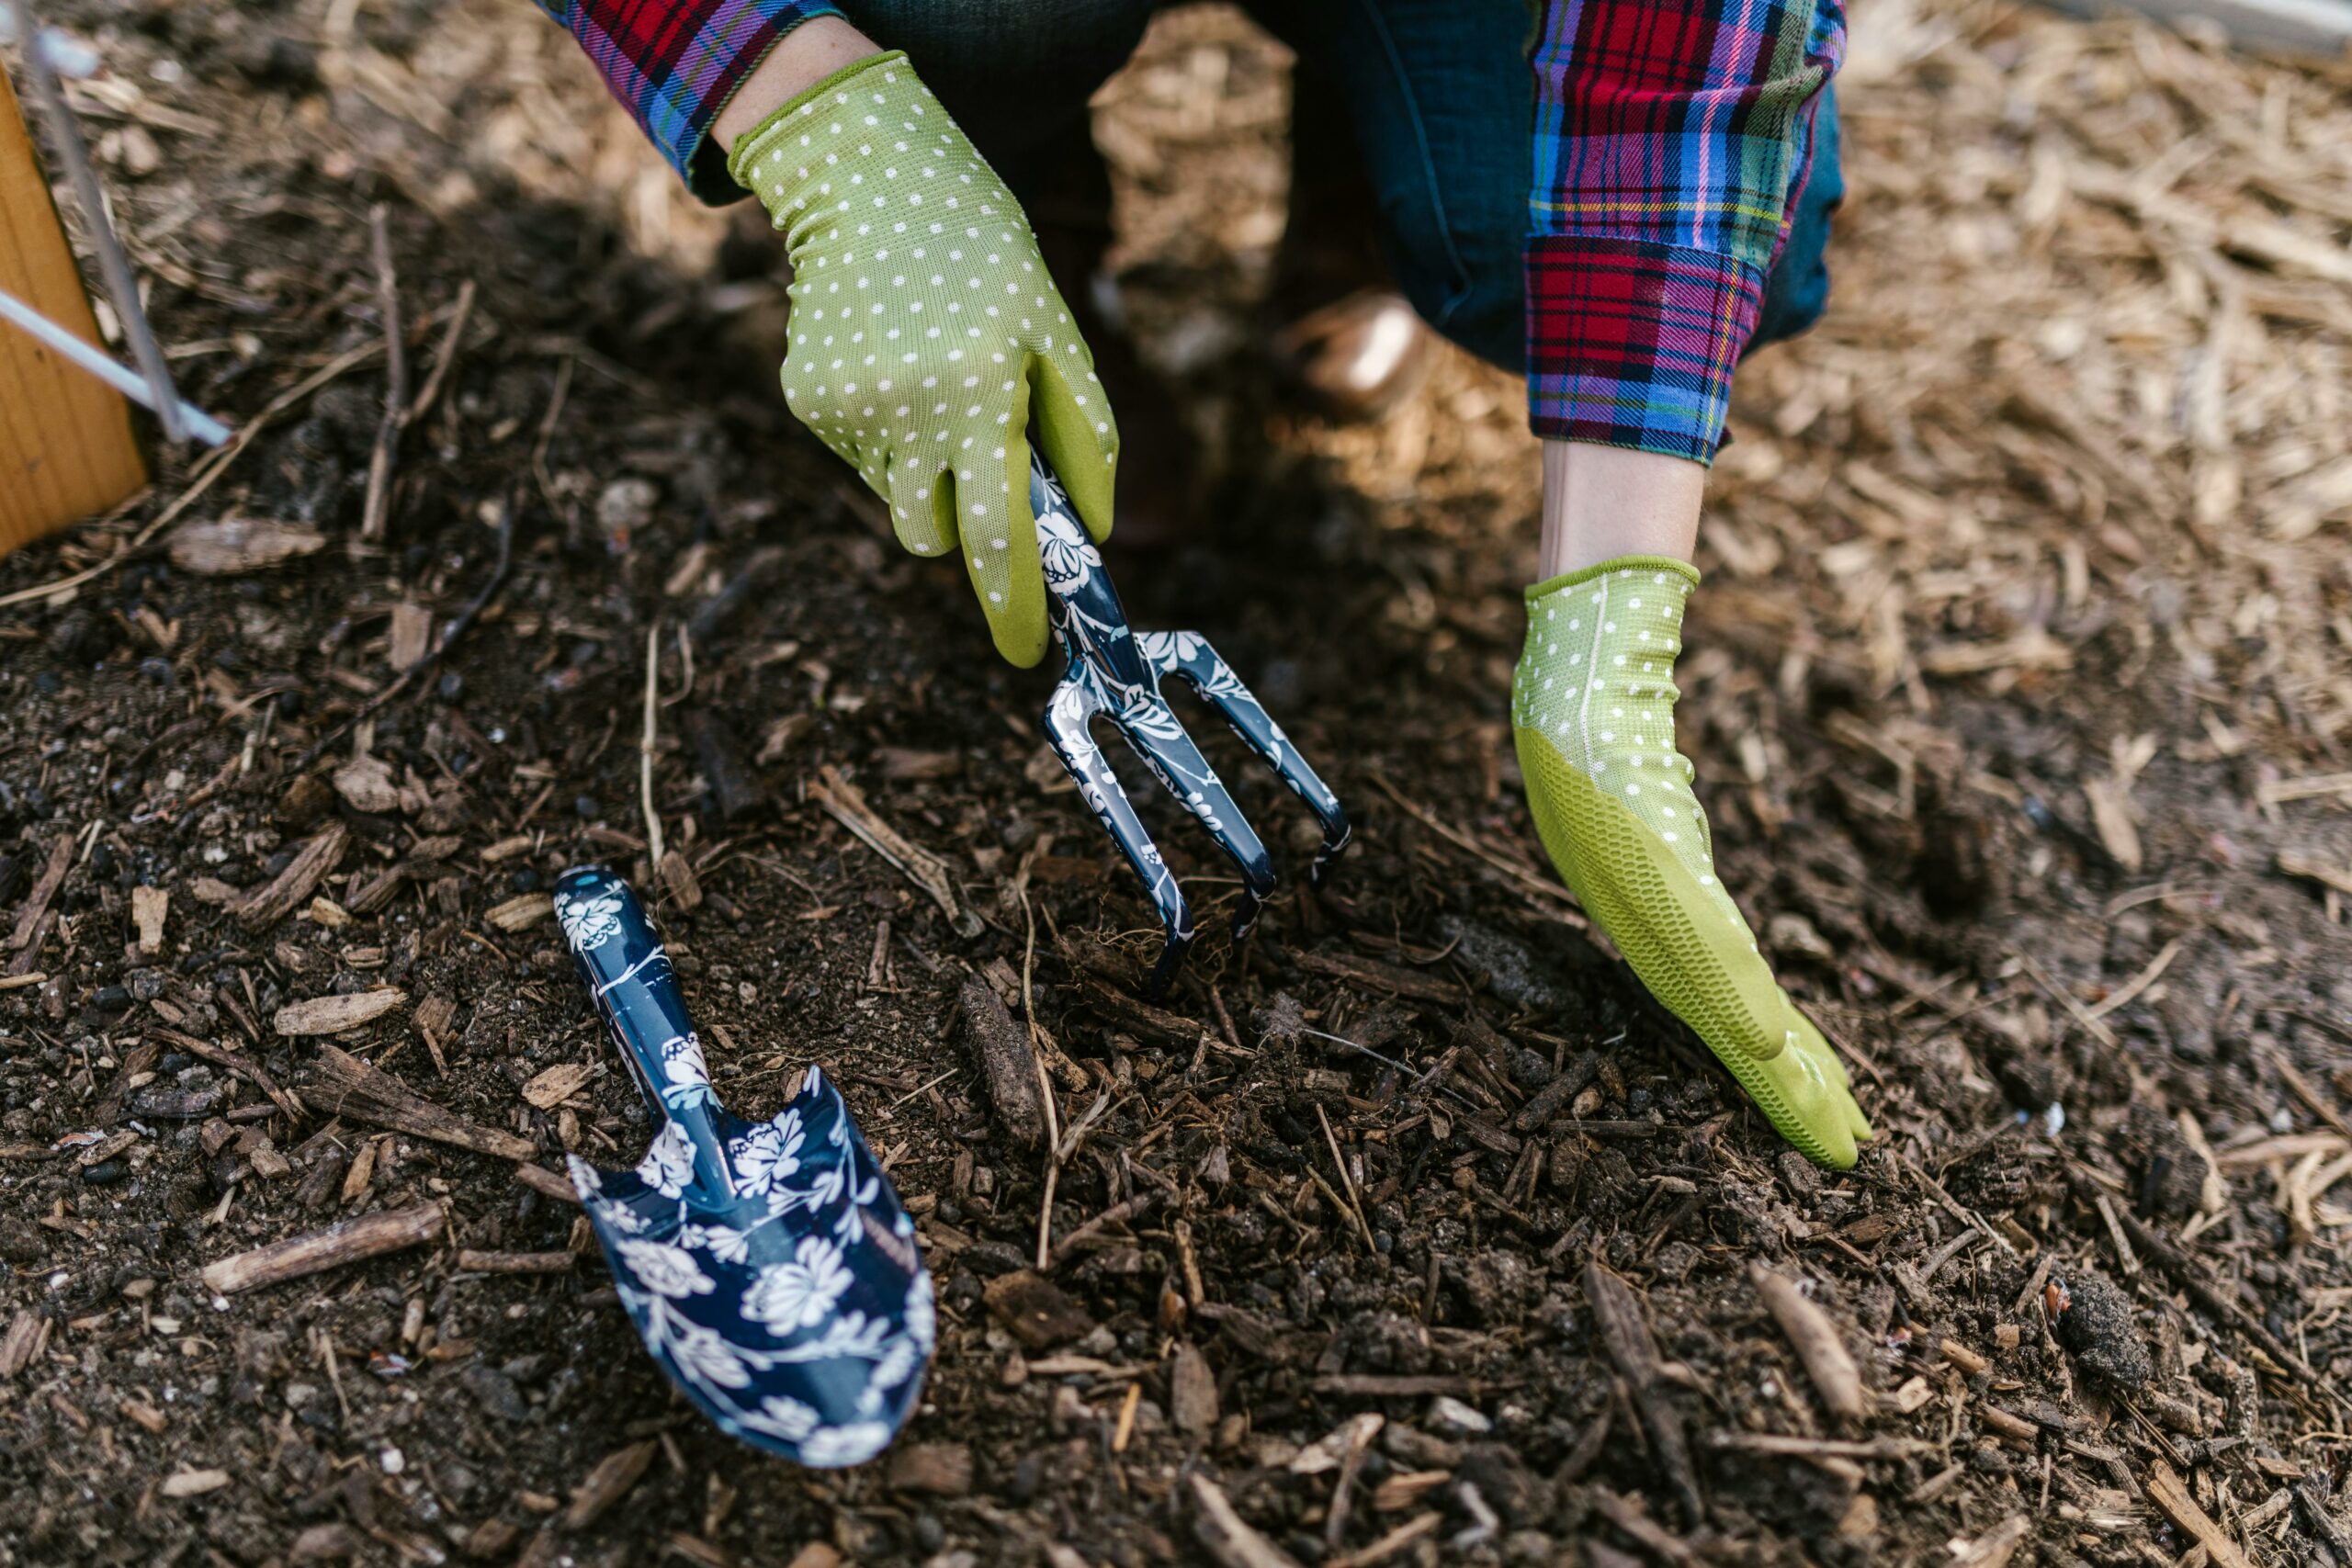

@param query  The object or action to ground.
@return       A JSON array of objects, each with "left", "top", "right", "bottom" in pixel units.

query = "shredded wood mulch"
[{"left": 1, "top": 0, "right": 2348, "bottom": 1564}]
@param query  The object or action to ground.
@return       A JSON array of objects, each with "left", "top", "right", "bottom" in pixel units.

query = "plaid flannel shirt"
[
  {"left": 1527, "top": 0, "right": 1845, "bottom": 463},
  {"left": 543, "top": 0, "right": 1838, "bottom": 462},
  {"left": 530, "top": 0, "right": 841, "bottom": 203}
]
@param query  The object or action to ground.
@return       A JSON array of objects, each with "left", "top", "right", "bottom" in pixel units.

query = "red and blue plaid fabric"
[
  {"left": 530, "top": 0, "right": 841, "bottom": 203},
  {"left": 1526, "top": 0, "right": 1844, "bottom": 463}
]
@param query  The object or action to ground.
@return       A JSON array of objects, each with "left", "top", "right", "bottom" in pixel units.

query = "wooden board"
[{"left": 0, "top": 65, "right": 145, "bottom": 557}]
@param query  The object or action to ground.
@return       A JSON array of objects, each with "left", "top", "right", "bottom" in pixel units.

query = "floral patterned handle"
[
  {"left": 554, "top": 866, "right": 730, "bottom": 1197},
  {"left": 1029, "top": 452, "right": 1351, "bottom": 997}
]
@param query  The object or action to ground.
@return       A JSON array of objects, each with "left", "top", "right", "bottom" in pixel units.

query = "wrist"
[
  {"left": 713, "top": 17, "right": 887, "bottom": 154},
  {"left": 1536, "top": 439, "right": 1706, "bottom": 580}
]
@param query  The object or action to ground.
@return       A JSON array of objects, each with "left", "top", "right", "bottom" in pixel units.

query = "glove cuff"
[
  {"left": 1524, "top": 553, "right": 1700, "bottom": 604},
  {"left": 725, "top": 49, "right": 914, "bottom": 196}
]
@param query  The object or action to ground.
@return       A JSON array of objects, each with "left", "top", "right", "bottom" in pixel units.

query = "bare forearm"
[
  {"left": 1536, "top": 439, "right": 1705, "bottom": 578},
  {"left": 713, "top": 17, "right": 886, "bottom": 153}
]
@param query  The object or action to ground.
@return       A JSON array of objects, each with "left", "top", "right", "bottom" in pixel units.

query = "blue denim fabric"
[
  {"left": 1750, "top": 90, "right": 1841, "bottom": 354},
  {"left": 826, "top": 0, "right": 1838, "bottom": 372}
]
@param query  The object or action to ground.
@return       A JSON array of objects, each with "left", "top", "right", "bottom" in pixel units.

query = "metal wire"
[{"left": 9, "top": 5, "right": 204, "bottom": 444}]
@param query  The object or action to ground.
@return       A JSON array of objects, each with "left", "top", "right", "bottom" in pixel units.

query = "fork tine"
[
  {"left": 1043, "top": 682, "right": 1194, "bottom": 994},
  {"left": 1104, "top": 684, "right": 1278, "bottom": 943},
  {"left": 1141, "top": 632, "right": 1353, "bottom": 884}
]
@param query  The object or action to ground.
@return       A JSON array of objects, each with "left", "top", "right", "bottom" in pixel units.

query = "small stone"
[
  {"left": 886, "top": 1442, "right": 972, "bottom": 1496},
  {"left": 1429, "top": 1395, "right": 1492, "bottom": 1435},
  {"left": 982, "top": 1270, "right": 1095, "bottom": 1351}
]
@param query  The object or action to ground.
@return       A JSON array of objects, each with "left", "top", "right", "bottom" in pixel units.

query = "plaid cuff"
[
  {"left": 560, "top": 0, "right": 842, "bottom": 205},
  {"left": 1524, "top": 234, "right": 1767, "bottom": 466}
]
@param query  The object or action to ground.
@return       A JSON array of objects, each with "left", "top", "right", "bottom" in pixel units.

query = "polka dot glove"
[
  {"left": 729, "top": 52, "right": 1119, "bottom": 668},
  {"left": 1510, "top": 555, "right": 1872, "bottom": 1168}
]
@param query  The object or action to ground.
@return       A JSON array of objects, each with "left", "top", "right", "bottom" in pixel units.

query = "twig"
[
  {"left": 1016, "top": 861, "right": 1061, "bottom": 1269},
  {"left": 1751, "top": 1265, "right": 1869, "bottom": 1423},
  {"left": 1367, "top": 769, "right": 1582, "bottom": 916},
  {"left": 2083, "top": 936, "right": 2181, "bottom": 1023},
  {"left": 1187, "top": 1473, "right": 1303, "bottom": 1568},
  {"left": 201, "top": 1202, "right": 443, "bottom": 1294},
  {"left": 1317, "top": 1103, "right": 1377, "bottom": 1253},
  {"left": 531, "top": 355, "right": 573, "bottom": 524},
  {"left": 0, "top": 333, "right": 395, "bottom": 611},
  {"left": 1049, "top": 1190, "right": 1161, "bottom": 1266},
  {"left": 406, "top": 278, "right": 474, "bottom": 426},
  {"left": 1583, "top": 1260, "right": 1704, "bottom": 1526},
  {"left": 2094, "top": 1190, "right": 2141, "bottom": 1276},
  {"left": 1298, "top": 1025, "right": 1478, "bottom": 1109},
  {"left": 639, "top": 624, "right": 665, "bottom": 868},
  {"left": 1703, "top": 1431, "right": 1931, "bottom": 1461},
  {"left": 360, "top": 205, "right": 407, "bottom": 542},
  {"left": 2009, "top": 944, "right": 2119, "bottom": 1049},
  {"left": 295, "top": 493, "right": 515, "bottom": 770}
]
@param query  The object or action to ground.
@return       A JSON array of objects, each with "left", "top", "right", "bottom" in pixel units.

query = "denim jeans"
[{"left": 825, "top": 0, "right": 1839, "bottom": 373}]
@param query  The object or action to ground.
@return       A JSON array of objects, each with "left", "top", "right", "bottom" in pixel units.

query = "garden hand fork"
[{"left": 1030, "top": 453, "right": 1350, "bottom": 997}]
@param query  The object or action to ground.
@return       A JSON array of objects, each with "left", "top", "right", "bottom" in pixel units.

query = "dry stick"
[
  {"left": 148, "top": 1027, "right": 301, "bottom": 1125},
  {"left": 0, "top": 300, "right": 451, "bottom": 612},
  {"left": 406, "top": 278, "right": 474, "bottom": 427},
  {"left": 1017, "top": 866, "right": 1062, "bottom": 1269},
  {"left": 0, "top": 339, "right": 339, "bottom": 605},
  {"left": 1750, "top": 1265, "right": 1869, "bottom": 1424},
  {"left": 360, "top": 205, "right": 407, "bottom": 542},
  {"left": 6, "top": 834, "right": 73, "bottom": 952},
  {"left": 201, "top": 1202, "right": 443, "bottom": 1294},
  {"left": 639, "top": 624, "right": 665, "bottom": 869},
  {"left": 1316, "top": 1102, "right": 1377, "bottom": 1254},
  {"left": 530, "top": 355, "right": 574, "bottom": 524},
  {"left": 1049, "top": 1190, "right": 1162, "bottom": 1267},
  {"left": 1704, "top": 1431, "right": 1930, "bottom": 1461},
  {"left": 294, "top": 492, "right": 514, "bottom": 771},
  {"left": 2009, "top": 943, "right": 2119, "bottom": 1050},
  {"left": 1187, "top": 1473, "right": 1303, "bottom": 1568},
  {"left": 1584, "top": 1260, "right": 1704, "bottom": 1527},
  {"left": 1367, "top": 769, "right": 1581, "bottom": 915}
]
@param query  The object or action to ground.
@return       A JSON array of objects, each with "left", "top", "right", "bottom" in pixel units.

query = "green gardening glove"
[
  {"left": 728, "top": 51, "right": 1119, "bottom": 667},
  {"left": 1512, "top": 556, "right": 1873, "bottom": 1168}
]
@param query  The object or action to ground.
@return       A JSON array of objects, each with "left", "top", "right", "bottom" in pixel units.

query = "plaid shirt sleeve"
[
  {"left": 1525, "top": 0, "right": 1844, "bottom": 463},
  {"left": 531, "top": 0, "right": 843, "bottom": 204}
]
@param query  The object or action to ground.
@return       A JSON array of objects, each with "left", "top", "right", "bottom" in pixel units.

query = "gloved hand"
[
  {"left": 1512, "top": 556, "right": 1873, "bottom": 1168},
  {"left": 729, "top": 51, "right": 1119, "bottom": 667}
]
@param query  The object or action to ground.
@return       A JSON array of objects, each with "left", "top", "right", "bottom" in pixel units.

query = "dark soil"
[{"left": 3, "top": 4, "right": 2350, "bottom": 1566}]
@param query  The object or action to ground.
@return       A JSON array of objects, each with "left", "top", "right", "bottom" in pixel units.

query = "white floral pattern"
[
  {"left": 614, "top": 1238, "right": 713, "bottom": 1299},
  {"left": 903, "top": 1273, "right": 935, "bottom": 1354},
  {"left": 634, "top": 1119, "right": 696, "bottom": 1200},
  {"left": 729, "top": 1108, "right": 806, "bottom": 1197},
  {"left": 558, "top": 866, "right": 930, "bottom": 1471},
  {"left": 554, "top": 886, "right": 626, "bottom": 952},
  {"left": 658, "top": 1032, "right": 714, "bottom": 1110},
  {"left": 742, "top": 1236, "right": 854, "bottom": 1334},
  {"left": 797, "top": 1423, "right": 896, "bottom": 1468},
  {"left": 1028, "top": 456, "right": 1351, "bottom": 989}
]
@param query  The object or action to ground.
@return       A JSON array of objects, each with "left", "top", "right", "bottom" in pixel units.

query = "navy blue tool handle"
[
  {"left": 554, "top": 866, "right": 731, "bottom": 1196},
  {"left": 1032, "top": 454, "right": 1153, "bottom": 699}
]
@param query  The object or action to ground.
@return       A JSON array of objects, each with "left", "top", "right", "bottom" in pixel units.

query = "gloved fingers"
[
  {"left": 1029, "top": 345, "right": 1119, "bottom": 544},
  {"left": 925, "top": 363, "right": 1046, "bottom": 667},
  {"left": 1787, "top": 1006, "right": 1874, "bottom": 1143},
  {"left": 884, "top": 453, "right": 956, "bottom": 563},
  {"left": 950, "top": 450, "right": 1049, "bottom": 668}
]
